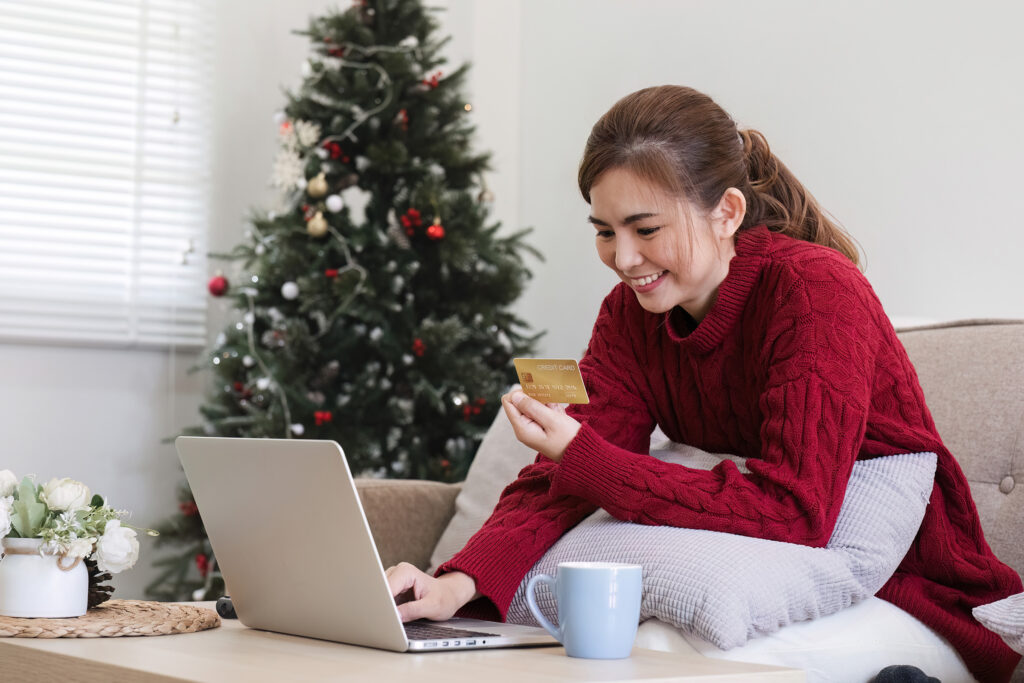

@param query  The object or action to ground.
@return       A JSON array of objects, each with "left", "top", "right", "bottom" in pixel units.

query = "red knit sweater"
[{"left": 439, "top": 226, "right": 1022, "bottom": 682}]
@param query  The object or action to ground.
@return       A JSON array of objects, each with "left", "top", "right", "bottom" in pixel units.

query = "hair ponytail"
[
  {"left": 579, "top": 86, "right": 861, "bottom": 267},
  {"left": 739, "top": 129, "right": 860, "bottom": 266}
]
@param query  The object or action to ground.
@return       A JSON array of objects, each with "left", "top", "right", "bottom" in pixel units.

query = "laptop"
[{"left": 175, "top": 436, "right": 557, "bottom": 652}]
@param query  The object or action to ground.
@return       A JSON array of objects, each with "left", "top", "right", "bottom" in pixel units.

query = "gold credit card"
[{"left": 512, "top": 358, "right": 590, "bottom": 404}]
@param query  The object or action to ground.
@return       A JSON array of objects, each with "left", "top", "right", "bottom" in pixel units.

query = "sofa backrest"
[{"left": 896, "top": 320, "right": 1024, "bottom": 581}]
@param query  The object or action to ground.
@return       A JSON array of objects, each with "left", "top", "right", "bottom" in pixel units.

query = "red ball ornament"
[
  {"left": 426, "top": 219, "right": 445, "bottom": 241},
  {"left": 207, "top": 274, "right": 228, "bottom": 297},
  {"left": 412, "top": 338, "right": 426, "bottom": 357},
  {"left": 195, "top": 553, "right": 210, "bottom": 577},
  {"left": 314, "top": 410, "right": 333, "bottom": 426}
]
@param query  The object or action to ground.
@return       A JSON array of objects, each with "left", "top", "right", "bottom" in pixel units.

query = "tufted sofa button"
[{"left": 999, "top": 475, "right": 1015, "bottom": 494}]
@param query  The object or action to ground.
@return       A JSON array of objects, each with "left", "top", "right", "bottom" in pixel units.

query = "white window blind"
[{"left": 0, "top": 0, "right": 212, "bottom": 348}]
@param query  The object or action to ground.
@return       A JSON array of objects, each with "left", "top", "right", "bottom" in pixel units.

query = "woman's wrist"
[{"left": 438, "top": 570, "right": 480, "bottom": 606}]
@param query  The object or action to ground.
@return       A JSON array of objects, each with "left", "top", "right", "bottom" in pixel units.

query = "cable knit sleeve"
[
  {"left": 551, "top": 261, "right": 881, "bottom": 547},
  {"left": 435, "top": 457, "right": 596, "bottom": 620}
]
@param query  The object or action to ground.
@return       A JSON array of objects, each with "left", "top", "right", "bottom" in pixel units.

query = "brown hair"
[{"left": 578, "top": 86, "right": 860, "bottom": 266}]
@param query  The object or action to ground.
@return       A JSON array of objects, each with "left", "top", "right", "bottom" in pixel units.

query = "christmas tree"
[{"left": 146, "top": 0, "right": 540, "bottom": 602}]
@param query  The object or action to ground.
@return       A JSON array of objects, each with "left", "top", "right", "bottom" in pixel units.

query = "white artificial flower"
[
  {"left": 66, "top": 537, "right": 96, "bottom": 559},
  {"left": 0, "top": 495, "right": 13, "bottom": 538},
  {"left": 40, "top": 478, "right": 91, "bottom": 512},
  {"left": 0, "top": 470, "right": 17, "bottom": 497},
  {"left": 95, "top": 520, "right": 139, "bottom": 574},
  {"left": 293, "top": 119, "right": 322, "bottom": 148}
]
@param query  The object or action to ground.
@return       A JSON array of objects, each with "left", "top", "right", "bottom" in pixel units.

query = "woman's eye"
[
  {"left": 637, "top": 226, "right": 661, "bottom": 237},
  {"left": 595, "top": 230, "right": 614, "bottom": 239}
]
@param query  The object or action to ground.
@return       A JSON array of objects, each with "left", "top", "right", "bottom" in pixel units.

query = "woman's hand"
[
  {"left": 384, "top": 564, "right": 479, "bottom": 622},
  {"left": 501, "top": 389, "right": 582, "bottom": 463}
]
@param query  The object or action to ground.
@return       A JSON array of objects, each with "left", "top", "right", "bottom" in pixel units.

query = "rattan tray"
[{"left": 0, "top": 599, "right": 220, "bottom": 638}]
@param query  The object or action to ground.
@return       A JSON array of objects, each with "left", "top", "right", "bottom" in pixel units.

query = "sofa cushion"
[
  {"left": 504, "top": 448, "right": 936, "bottom": 649},
  {"left": 896, "top": 320, "right": 1024, "bottom": 581},
  {"left": 973, "top": 592, "right": 1024, "bottom": 655}
]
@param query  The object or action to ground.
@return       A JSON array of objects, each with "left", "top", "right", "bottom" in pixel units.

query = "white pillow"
[
  {"left": 505, "top": 450, "right": 937, "bottom": 650},
  {"left": 973, "top": 592, "right": 1024, "bottom": 655}
]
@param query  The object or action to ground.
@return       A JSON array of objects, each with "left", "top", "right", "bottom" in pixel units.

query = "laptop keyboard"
[{"left": 404, "top": 620, "right": 500, "bottom": 641}]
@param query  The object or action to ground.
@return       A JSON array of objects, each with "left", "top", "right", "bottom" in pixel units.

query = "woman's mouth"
[{"left": 629, "top": 271, "right": 667, "bottom": 293}]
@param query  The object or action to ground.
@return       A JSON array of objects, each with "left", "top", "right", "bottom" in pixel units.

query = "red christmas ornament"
[
  {"left": 463, "top": 405, "right": 472, "bottom": 421},
  {"left": 195, "top": 553, "right": 209, "bottom": 577},
  {"left": 400, "top": 208, "right": 423, "bottom": 236},
  {"left": 324, "top": 268, "right": 339, "bottom": 278},
  {"left": 314, "top": 410, "right": 333, "bottom": 426},
  {"left": 396, "top": 109, "right": 409, "bottom": 131},
  {"left": 322, "top": 141, "right": 349, "bottom": 163},
  {"left": 179, "top": 501, "right": 199, "bottom": 517},
  {"left": 426, "top": 219, "right": 445, "bottom": 241},
  {"left": 279, "top": 120, "right": 292, "bottom": 135},
  {"left": 423, "top": 71, "right": 442, "bottom": 89},
  {"left": 207, "top": 274, "right": 228, "bottom": 297},
  {"left": 440, "top": 459, "right": 451, "bottom": 469},
  {"left": 412, "top": 338, "right": 426, "bottom": 357},
  {"left": 232, "top": 381, "right": 244, "bottom": 392}
]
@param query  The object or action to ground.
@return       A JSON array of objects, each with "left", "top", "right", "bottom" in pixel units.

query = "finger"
[
  {"left": 510, "top": 391, "right": 556, "bottom": 428},
  {"left": 385, "top": 564, "right": 419, "bottom": 598},
  {"left": 396, "top": 596, "right": 434, "bottom": 623}
]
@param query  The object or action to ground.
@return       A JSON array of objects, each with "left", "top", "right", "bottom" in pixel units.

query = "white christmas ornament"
[
  {"left": 291, "top": 423, "right": 305, "bottom": 436},
  {"left": 192, "top": 588, "right": 206, "bottom": 602},
  {"left": 255, "top": 244, "right": 266, "bottom": 255},
  {"left": 216, "top": 333, "right": 227, "bottom": 346},
  {"left": 325, "top": 194, "right": 344, "bottom": 212},
  {"left": 301, "top": 60, "right": 314, "bottom": 77},
  {"left": 399, "top": 36, "right": 419, "bottom": 49},
  {"left": 243, "top": 312, "right": 255, "bottom": 325},
  {"left": 243, "top": 355, "right": 255, "bottom": 367},
  {"left": 315, "top": 148, "right": 329, "bottom": 160},
  {"left": 369, "top": 327, "right": 383, "bottom": 341},
  {"left": 281, "top": 281, "right": 300, "bottom": 300},
  {"left": 256, "top": 377, "right": 271, "bottom": 391}
]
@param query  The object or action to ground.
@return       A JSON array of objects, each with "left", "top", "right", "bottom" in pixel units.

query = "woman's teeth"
[{"left": 631, "top": 271, "right": 665, "bottom": 287}]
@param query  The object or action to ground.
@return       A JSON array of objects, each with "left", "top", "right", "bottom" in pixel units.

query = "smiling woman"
[{"left": 388, "top": 85, "right": 1023, "bottom": 683}]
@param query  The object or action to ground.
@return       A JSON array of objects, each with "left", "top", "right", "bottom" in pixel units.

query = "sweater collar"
[{"left": 664, "top": 224, "right": 772, "bottom": 352}]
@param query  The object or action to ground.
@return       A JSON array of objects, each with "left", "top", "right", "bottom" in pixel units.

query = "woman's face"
[{"left": 589, "top": 167, "right": 737, "bottom": 321}]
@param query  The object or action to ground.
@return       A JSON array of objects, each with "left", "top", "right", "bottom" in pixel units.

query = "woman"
[{"left": 385, "top": 86, "right": 1022, "bottom": 682}]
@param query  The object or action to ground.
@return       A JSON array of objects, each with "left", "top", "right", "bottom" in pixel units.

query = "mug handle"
[{"left": 526, "top": 574, "right": 561, "bottom": 642}]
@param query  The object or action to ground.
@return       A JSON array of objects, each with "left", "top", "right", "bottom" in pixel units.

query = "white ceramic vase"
[{"left": 0, "top": 537, "right": 88, "bottom": 618}]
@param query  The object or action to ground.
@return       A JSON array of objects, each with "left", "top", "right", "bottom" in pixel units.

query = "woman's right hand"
[{"left": 384, "top": 563, "right": 479, "bottom": 622}]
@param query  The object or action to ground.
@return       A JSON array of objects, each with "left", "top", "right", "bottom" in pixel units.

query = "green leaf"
[
  {"left": 11, "top": 498, "right": 46, "bottom": 539},
  {"left": 90, "top": 494, "right": 105, "bottom": 508}
]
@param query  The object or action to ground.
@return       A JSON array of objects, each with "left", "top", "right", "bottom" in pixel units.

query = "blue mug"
[{"left": 525, "top": 561, "right": 642, "bottom": 659}]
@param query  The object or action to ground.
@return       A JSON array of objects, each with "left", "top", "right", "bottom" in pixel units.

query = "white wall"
[{"left": 506, "top": 0, "right": 1024, "bottom": 357}]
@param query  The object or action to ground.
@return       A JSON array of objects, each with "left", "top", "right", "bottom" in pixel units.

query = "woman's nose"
[{"left": 615, "top": 237, "right": 644, "bottom": 271}]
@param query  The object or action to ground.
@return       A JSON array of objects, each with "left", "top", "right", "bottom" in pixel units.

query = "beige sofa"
[{"left": 354, "top": 319, "right": 1024, "bottom": 679}]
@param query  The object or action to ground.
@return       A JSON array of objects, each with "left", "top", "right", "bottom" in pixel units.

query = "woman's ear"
[{"left": 710, "top": 188, "right": 746, "bottom": 239}]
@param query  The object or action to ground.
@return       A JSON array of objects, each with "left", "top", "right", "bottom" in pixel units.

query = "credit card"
[{"left": 512, "top": 358, "right": 590, "bottom": 404}]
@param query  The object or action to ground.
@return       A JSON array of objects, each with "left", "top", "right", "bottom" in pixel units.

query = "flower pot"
[{"left": 0, "top": 537, "right": 88, "bottom": 618}]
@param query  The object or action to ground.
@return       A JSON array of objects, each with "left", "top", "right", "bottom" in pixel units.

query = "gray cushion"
[
  {"left": 505, "top": 449, "right": 937, "bottom": 650},
  {"left": 973, "top": 592, "right": 1024, "bottom": 655}
]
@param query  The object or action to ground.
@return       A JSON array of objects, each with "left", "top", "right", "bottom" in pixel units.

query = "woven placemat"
[{"left": 0, "top": 599, "right": 220, "bottom": 638}]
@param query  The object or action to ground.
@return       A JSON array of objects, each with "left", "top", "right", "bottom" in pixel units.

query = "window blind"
[{"left": 0, "top": 0, "right": 212, "bottom": 348}]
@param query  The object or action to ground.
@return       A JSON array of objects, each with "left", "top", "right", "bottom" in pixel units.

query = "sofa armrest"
[{"left": 354, "top": 479, "right": 461, "bottom": 572}]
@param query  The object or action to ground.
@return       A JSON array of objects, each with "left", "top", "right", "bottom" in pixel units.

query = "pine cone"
[{"left": 85, "top": 557, "right": 115, "bottom": 609}]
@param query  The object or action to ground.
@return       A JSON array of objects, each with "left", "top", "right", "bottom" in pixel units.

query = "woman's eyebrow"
[{"left": 587, "top": 212, "right": 659, "bottom": 227}]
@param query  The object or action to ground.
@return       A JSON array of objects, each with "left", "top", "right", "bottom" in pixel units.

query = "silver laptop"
[{"left": 175, "top": 436, "right": 556, "bottom": 652}]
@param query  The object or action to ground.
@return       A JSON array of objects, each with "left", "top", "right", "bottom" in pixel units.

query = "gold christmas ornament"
[
  {"left": 307, "top": 172, "right": 329, "bottom": 198},
  {"left": 307, "top": 211, "right": 328, "bottom": 237}
]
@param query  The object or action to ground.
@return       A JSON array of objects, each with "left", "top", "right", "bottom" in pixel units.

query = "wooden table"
[{"left": 0, "top": 603, "right": 804, "bottom": 682}]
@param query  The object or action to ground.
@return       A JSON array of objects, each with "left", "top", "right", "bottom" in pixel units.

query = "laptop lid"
[{"left": 175, "top": 436, "right": 410, "bottom": 651}]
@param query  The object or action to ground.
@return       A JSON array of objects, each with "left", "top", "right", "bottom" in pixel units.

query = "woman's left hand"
[{"left": 501, "top": 390, "right": 581, "bottom": 463}]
